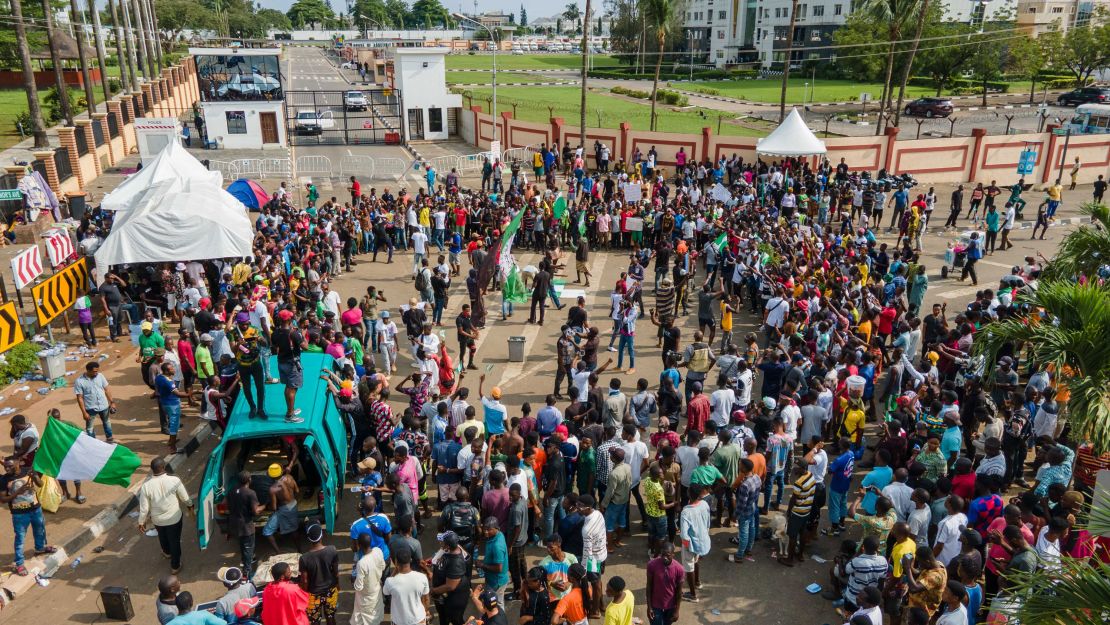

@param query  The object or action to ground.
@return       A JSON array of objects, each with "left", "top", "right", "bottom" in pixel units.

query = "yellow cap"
[
  {"left": 491, "top": 387, "right": 502, "bottom": 400},
  {"left": 926, "top": 351, "right": 940, "bottom": 364},
  {"left": 267, "top": 463, "right": 282, "bottom": 478},
  {"left": 140, "top": 321, "right": 153, "bottom": 331}
]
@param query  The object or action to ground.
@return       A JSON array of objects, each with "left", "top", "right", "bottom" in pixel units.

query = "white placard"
[
  {"left": 711, "top": 183, "right": 732, "bottom": 203},
  {"left": 490, "top": 140, "right": 501, "bottom": 164},
  {"left": 625, "top": 217, "right": 644, "bottom": 232},
  {"left": 622, "top": 183, "right": 642, "bottom": 202}
]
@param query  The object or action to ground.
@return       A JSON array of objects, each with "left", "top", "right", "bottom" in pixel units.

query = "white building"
[
  {"left": 389, "top": 47, "right": 463, "bottom": 141},
  {"left": 1016, "top": 0, "right": 1107, "bottom": 35},
  {"left": 190, "top": 48, "right": 287, "bottom": 149},
  {"left": 685, "top": 0, "right": 1021, "bottom": 68}
]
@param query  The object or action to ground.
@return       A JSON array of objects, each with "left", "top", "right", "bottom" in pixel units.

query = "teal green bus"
[{"left": 197, "top": 353, "right": 347, "bottom": 549}]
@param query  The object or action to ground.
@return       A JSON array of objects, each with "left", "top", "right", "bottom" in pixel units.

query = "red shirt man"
[{"left": 261, "top": 563, "right": 309, "bottom": 625}]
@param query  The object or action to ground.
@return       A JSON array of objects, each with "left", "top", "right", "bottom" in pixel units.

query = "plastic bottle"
[{"left": 70, "top": 555, "right": 82, "bottom": 569}]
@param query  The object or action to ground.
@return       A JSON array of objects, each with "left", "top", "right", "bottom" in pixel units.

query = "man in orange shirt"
[
  {"left": 744, "top": 438, "right": 767, "bottom": 481},
  {"left": 261, "top": 562, "right": 309, "bottom": 625}
]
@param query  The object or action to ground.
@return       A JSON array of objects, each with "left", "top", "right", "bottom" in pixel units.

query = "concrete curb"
[
  {"left": 1, "top": 421, "right": 216, "bottom": 603},
  {"left": 928, "top": 215, "right": 1086, "bottom": 236}
]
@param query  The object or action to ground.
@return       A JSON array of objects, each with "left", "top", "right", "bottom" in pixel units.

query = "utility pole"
[
  {"left": 778, "top": 0, "right": 800, "bottom": 121},
  {"left": 580, "top": 0, "right": 591, "bottom": 150}
]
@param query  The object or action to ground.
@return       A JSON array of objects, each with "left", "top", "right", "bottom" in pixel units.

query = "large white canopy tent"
[
  {"left": 756, "top": 108, "right": 827, "bottom": 157},
  {"left": 94, "top": 142, "right": 253, "bottom": 282},
  {"left": 94, "top": 184, "right": 254, "bottom": 278},
  {"left": 100, "top": 140, "right": 223, "bottom": 212}
]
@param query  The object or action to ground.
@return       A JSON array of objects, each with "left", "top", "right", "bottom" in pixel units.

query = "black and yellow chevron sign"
[
  {"left": 32, "top": 257, "right": 89, "bottom": 326},
  {"left": 0, "top": 302, "right": 25, "bottom": 354}
]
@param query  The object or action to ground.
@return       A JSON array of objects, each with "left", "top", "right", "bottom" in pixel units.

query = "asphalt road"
[{"left": 0, "top": 192, "right": 1089, "bottom": 624}]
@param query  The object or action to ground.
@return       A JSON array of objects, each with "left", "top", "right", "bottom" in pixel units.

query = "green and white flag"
[
  {"left": 552, "top": 195, "right": 568, "bottom": 219},
  {"left": 711, "top": 231, "right": 728, "bottom": 254},
  {"left": 33, "top": 418, "right": 142, "bottom": 487}
]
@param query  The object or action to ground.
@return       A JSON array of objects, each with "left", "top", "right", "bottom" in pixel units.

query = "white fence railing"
[
  {"left": 339, "top": 155, "right": 375, "bottom": 179},
  {"left": 374, "top": 157, "right": 410, "bottom": 178},
  {"left": 296, "top": 155, "right": 333, "bottom": 176}
]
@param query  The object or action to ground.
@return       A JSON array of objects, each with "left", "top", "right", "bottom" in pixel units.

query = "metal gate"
[{"left": 285, "top": 89, "right": 404, "bottom": 146}]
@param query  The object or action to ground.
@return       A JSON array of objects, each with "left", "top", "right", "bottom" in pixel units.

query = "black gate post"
[{"left": 343, "top": 92, "right": 350, "bottom": 144}]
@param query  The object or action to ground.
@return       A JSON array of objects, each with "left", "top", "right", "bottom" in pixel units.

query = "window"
[
  {"left": 1051, "top": 6, "right": 1063, "bottom": 12},
  {"left": 834, "top": 3, "right": 842, "bottom": 14},
  {"left": 799, "top": 4, "right": 807, "bottom": 19},
  {"left": 429, "top": 108, "right": 443, "bottom": 133},
  {"left": 717, "top": 50, "right": 725, "bottom": 58},
  {"left": 718, "top": 30, "right": 725, "bottom": 38},
  {"left": 811, "top": 29, "right": 822, "bottom": 41},
  {"left": 813, "top": 5, "right": 824, "bottom": 16},
  {"left": 719, "top": 10, "right": 726, "bottom": 18},
  {"left": 226, "top": 111, "right": 247, "bottom": 134}
]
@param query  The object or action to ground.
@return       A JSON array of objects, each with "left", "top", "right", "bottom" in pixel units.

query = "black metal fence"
[
  {"left": 92, "top": 121, "right": 105, "bottom": 147},
  {"left": 122, "top": 102, "right": 132, "bottom": 123},
  {"left": 285, "top": 89, "right": 404, "bottom": 146},
  {"left": 107, "top": 114, "right": 119, "bottom": 138},
  {"left": 31, "top": 159, "right": 47, "bottom": 180},
  {"left": 54, "top": 147, "right": 74, "bottom": 183},
  {"left": 74, "top": 128, "right": 89, "bottom": 156}
]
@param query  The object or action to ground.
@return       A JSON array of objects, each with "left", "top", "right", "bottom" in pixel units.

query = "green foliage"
[
  {"left": 1046, "top": 24, "right": 1110, "bottom": 85},
  {"left": 689, "top": 86, "right": 720, "bottom": 96},
  {"left": 13, "top": 110, "right": 32, "bottom": 136},
  {"left": 287, "top": 0, "right": 335, "bottom": 28},
  {"left": 0, "top": 342, "right": 42, "bottom": 386},
  {"left": 155, "top": 0, "right": 216, "bottom": 40},
  {"left": 406, "top": 0, "right": 451, "bottom": 29},
  {"left": 611, "top": 85, "right": 651, "bottom": 98},
  {"left": 610, "top": 85, "right": 688, "bottom": 106}
]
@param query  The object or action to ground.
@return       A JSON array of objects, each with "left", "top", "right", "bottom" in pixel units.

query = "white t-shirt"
[
  {"left": 1035, "top": 525, "right": 1061, "bottom": 570},
  {"left": 572, "top": 370, "right": 592, "bottom": 402},
  {"left": 736, "top": 369, "right": 754, "bottom": 406},
  {"left": 433, "top": 210, "right": 447, "bottom": 230},
  {"left": 676, "top": 445, "right": 700, "bottom": 486},
  {"left": 933, "top": 512, "right": 968, "bottom": 565},
  {"left": 779, "top": 403, "right": 801, "bottom": 441},
  {"left": 936, "top": 603, "right": 967, "bottom": 625},
  {"left": 411, "top": 232, "right": 428, "bottom": 255},
  {"left": 709, "top": 388, "right": 736, "bottom": 427},
  {"left": 765, "top": 296, "right": 788, "bottom": 328},
  {"left": 807, "top": 448, "right": 828, "bottom": 482},
  {"left": 323, "top": 290, "right": 342, "bottom": 317},
  {"left": 621, "top": 440, "right": 649, "bottom": 485},
  {"left": 377, "top": 321, "right": 398, "bottom": 346},
  {"left": 852, "top": 606, "right": 883, "bottom": 625},
  {"left": 382, "top": 571, "right": 429, "bottom": 625}
]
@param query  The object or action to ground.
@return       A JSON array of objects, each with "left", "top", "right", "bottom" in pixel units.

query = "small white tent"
[
  {"left": 94, "top": 183, "right": 253, "bottom": 276},
  {"left": 756, "top": 108, "right": 827, "bottom": 157},
  {"left": 100, "top": 140, "right": 223, "bottom": 212}
]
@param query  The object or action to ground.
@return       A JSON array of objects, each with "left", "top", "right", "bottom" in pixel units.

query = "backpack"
[
  {"left": 415, "top": 269, "right": 429, "bottom": 291},
  {"left": 447, "top": 502, "right": 478, "bottom": 542},
  {"left": 688, "top": 345, "right": 712, "bottom": 374}
]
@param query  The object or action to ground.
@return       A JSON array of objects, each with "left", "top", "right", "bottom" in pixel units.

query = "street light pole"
[{"left": 454, "top": 13, "right": 497, "bottom": 143}]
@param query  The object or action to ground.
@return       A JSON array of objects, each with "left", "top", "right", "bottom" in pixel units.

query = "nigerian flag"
[
  {"left": 577, "top": 211, "right": 587, "bottom": 237},
  {"left": 711, "top": 231, "right": 728, "bottom": 254},
  {"left": 498, "top": 209, "right": 531, "bottom": 303},
  {"left": 553, "top": 195, "right": 568, "bottom": 219},
  {"left": 33, "top": 418, "right": 142, "bottom": 487}
]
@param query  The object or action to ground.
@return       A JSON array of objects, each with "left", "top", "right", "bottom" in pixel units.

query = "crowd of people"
[{"left": 4, "top": 140, "right": 1108, "bottom": 625}]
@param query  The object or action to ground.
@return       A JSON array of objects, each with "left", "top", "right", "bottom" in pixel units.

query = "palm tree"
[
  {"left": 108, "top": 0, "right": 136, "bottom": 93},
  {"left": 891, "top": 0, "right": 929, "bottom": 128},
  {"left": 88, "top": 0, "right": 113, "bottom": 104},
  {"left": 973, "top": 279, "right": 1110, "bottom": 454},
  {"left": 70, "top": 0, "right": 99, "bottom": 115},
  {"left": 858, "top": 0, "right": 920, "bottom": 135},
  {"left": 991, "top": 493, "right": 1110, "bottom": 625},
  {"left": 9, "top": 0, "right": 48, "bottom": 148},
  {"left": 640, "top": 0, "right": 672, "bottom": 130},
  {"left": 579, "top": 0, "right": 591, "bottom": 149},
  {"left": 41, "top": 0, "right": 74, "bottom": 125},
  {"left": 778, "top": 0, "right": 799, "bottom": 122},
  {"left": 1041, "top": 202, "right": 1110, "bottom": 281}
]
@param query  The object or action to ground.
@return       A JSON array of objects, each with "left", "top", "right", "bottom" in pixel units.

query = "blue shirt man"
[
  {"left": 482, "top": 528, "right": 510, "bottom": 589},
  {"left": 432, "top": 438, "right": 462, "bottom": 486},
  {"left": 350, "top": 511, "right": 391, "bottom": 562},
  {"left": 536, "top": 405, "right": 563, "bottom": 437},
  {"left": 860, "top": 464, "right": 893, "bottom": 515},
  {"left": 893, "top": 189, "right": 909, "bottom": 210},
  {"left": 941, "top": 424, "right": 963, "bottom": 464}
]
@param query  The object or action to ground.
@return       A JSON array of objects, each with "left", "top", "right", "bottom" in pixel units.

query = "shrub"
[
  {"left": 13, "top": 111, "right": 32, "bottom": 136},
  {"left": 690, "top": 86, "right": 721, "bottom": 96},
  {"left": 0, "top": 342, "right": 42, "bottom": 386}
]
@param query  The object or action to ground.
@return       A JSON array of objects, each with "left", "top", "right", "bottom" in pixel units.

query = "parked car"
[
  {"left": 294, "top": 110, "right": 335, "bottom": 134},
  {"left": 340, "top": 61, "right": 358, "bottom": 70},
  {"left": 1056, "top": 86, "right": 1110, "bottom": 106},
  {"left": 344, "top": 91, "right": 368, "bottom": 111},
  {"left": 903, "top": 97, "right": 954, "bottom": 118}
]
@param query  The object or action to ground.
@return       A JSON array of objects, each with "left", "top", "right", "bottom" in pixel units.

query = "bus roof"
[
  {"left": 1075, "top": 103, "right": 1110, "bottom": 114},
  {"left": 221, "top": 352, "right": 338, "bottom": 441}
]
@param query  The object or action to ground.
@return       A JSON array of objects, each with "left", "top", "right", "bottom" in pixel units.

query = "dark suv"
[
  {"left": 903, "top": 97, "right": 954, "bottom": 118},
  {"left": 1056, "top": 86, "right": 1110, "bottom": 106}
]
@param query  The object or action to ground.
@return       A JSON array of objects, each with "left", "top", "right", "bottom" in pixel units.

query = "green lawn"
[
  {"left": 0, "top": 83, "right": 116, "bottom": 151},
  {"left": 461, "top": 86, "right": 775, "bottom": 137},
  {"left": 446, "top": 53, "right": 619, "bottom": 71},
  {"left": 445, "top": 71, "right": 571, "bottom": 85}
]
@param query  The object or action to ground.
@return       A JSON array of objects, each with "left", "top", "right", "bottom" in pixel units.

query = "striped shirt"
[
  {"left": 843, "top": 553, "right": 889, "bottom": 605},
  {"left": 791, "top": 473, "right": 817, "bottom": 517}
]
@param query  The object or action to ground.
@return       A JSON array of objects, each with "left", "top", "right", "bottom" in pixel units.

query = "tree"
[
  {"left": 890, "top": 0, "right": 930, "bottom": 127},
  {"left": 640, "top": 0, "right": 672, "bottom": 130},
  {"left": 857, "top": 0, "right": 920, "bottom": 134},
  {"left": 1007, "top": 34, "right": 1049, "bottom": 104},
  {"left": 155, "top": 0, "right": 214, "bottom": 50},
  {"left": 407, "top": 0, "right": 450, "bottom": 29},
  {"left": 968, "top": 26, "right": 1019, "bottom": 106},
  {"left": 831, "top": 12, "right": 889, "bottom": 81},
  {"left": 563, "top": 2, "right": 580, "bottom": 22},
  {"left": 520, "top": 4, "right": 527, "bottom": 26},
  {"left": 41, "top": 0, "right": 73, "bottom": 125},
  {"left": 557, "top": 17, "right": 563, "bottom": 33},
  {"left": 8, "top": 0, "right": 47, "bottom": 147},
  {"left": 974, "top": 203, "right": 1110, "bottom": 455},
  {"left": 256, "top": 8, "right": 292, "bottom": 31},
  {"left": 352, "top": 0, "right": 389, "bottom": 30},
  {"left": 915, "top": 22, "right": 972, "bottom": 95},
  {"left": 287, "top": 0, "right": 334, "bottom": 28},
  {"left": 69, "top": 0, "right": 98, "bottom": 115},
  {"left": 1051, "top": 22, "right": 1110, "bottom": 86},
  {"left": 383, "top": 0, "right": 409, "bottom": 28}
]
